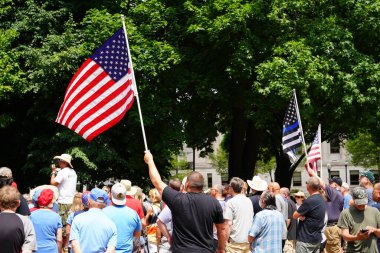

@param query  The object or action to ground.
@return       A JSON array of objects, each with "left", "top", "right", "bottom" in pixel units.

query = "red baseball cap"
[{"left": 38, "top": 189, "right": 54, "bottom": 207}]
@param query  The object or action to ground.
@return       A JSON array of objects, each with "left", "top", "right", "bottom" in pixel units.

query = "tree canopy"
[{"left": 0, "top": 0, "right": 379, "bottom": 191}]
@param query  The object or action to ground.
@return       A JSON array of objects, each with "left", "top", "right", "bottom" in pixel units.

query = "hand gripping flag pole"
[{"left": 121, "top": 15, "right": 149, "bottom": 151}]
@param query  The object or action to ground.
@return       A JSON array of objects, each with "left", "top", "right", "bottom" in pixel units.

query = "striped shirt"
[{"left": 249, "top": 208, "right": 285, "bottom": 253}]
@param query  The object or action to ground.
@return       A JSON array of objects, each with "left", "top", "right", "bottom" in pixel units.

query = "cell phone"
[{"left": 361, "top": 228, "right": 369, "bottom": 233}]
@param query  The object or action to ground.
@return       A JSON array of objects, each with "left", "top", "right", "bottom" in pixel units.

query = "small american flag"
[
  {"left": 56, "top": 28, "right": 135, "bottom": 141},
  {"left": 306, "top": 125, "right": 321, "bottom": 172}
]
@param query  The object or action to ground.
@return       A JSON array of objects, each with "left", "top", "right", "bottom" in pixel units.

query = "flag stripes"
[{"left": 56, "top": 28, "right": 134, "bottom": 141}]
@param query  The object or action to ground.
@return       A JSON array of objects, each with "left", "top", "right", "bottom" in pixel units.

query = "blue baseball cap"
[
  {"left": 82, "top": 191, "right": 90, "bottom": 207},
  {"left": 89, "top": 188, "right": 108, "bottom": 203}
]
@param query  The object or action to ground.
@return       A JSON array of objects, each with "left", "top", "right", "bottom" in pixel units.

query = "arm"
[
  {"left": 306, "top": 167, "right": 325, "bottom": 188},
  {"left": 71, "top": 240, "right": 82, "bottom": 253},
  {"left": 50, "top": 164, "right": 59, "bottom": 186},
  {"left": 157, "top": 219, "right": 172, "bottom": 245},
  {"left": 216, "top": 222, "right": 227, "bottom": 253},
  {"left": 65, "top": 224, "right": 71, "bottom": 248},
  {"left": 342, "top": 228, "right": 370, "bottom": 241},
  {"left": 144, "top": 151, "right": 167, "bottom": 196},
  {"left": 224, "top": 219, "right": 232, "bottom": 241},
  {"left": 56, "top": 228, "right": 63, "bottom": 253},
  {"left": 21, "top": 217, "right": 36, "bottom": 253}
]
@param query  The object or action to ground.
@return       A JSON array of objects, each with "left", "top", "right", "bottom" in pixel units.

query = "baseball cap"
[
  {"left": 360, "top": 171, "right": 375, "bottom": 184},
  {"left": 329, "top": 176, "right": 342, "bottom": 187},
  {"left": 0, "top": 167, "right": 12, "bottom": 178},
  {"left": 89, "top": 188, "right": 108, "bottom": 204},
  {"left": 111, "top": 183, "right": 127, "bottom": 205},
  {"left": 38, "top": 189, "right": 54, "bottom": 208},
  {"left": 341, "top": 182, "right": 350, "bottom": 190},
  {"left": 351, "top": 187, "right": 368, "bottom": 205}
]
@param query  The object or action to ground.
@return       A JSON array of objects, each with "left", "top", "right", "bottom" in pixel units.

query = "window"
[
  {"left": 370, "top": 170, "right": 379, "bottom": 183},
  {"left": 329, "top": 139, "right": 340, "bottom": 154},
  {"left": 207, "top": 173, "right": 212, "bottom": 188},
  {"left": 329, "top": 170, "right": 340, "bottom": 178},
  {"left": 350, "top": 170, "right": 359, "bottom": 185},
  {"left": 293, "top": 171, "right": 302, "bottom": 186}
]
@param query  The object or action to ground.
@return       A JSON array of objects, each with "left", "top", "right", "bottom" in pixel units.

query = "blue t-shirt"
[
  {"left": 70, "top": 208, "right": 117, "bottom": 253},
  {"left": 30, "top": 209, "right": 62, "bottom": 253},
  {"left": 103, "top": 205, "right": 141, "bottom": 253},
  {"left": 343, "top": 194, "right": 352, "bottom": 209}
]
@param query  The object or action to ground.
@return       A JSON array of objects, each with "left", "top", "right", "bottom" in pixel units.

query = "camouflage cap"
[{"left": 351, "top": 187, "right": 368, "bottom": 205}]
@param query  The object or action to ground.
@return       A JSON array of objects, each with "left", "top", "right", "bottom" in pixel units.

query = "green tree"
[{"left": 346, "top": 132, "right": 380, "bottom": 169}]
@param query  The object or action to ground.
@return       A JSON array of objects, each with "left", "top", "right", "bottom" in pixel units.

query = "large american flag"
[
  {"left": 282, "top": 94, "right": 302, "bottom": 163},
  {"left": 56, "top": 28, "right": 135, "bottom": 141},
  {"left": 306, "top": 126, "right": 321, "bottom": 172}
]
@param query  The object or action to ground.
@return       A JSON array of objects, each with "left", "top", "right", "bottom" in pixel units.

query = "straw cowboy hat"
[
  {"left": 53, "top": 154, "right": 73, "bottom": 168},
  {"left": 247, "top": 176, "right": 268, "bottom": 192}
]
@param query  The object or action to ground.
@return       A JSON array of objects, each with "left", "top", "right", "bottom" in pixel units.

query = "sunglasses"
[{"left": 295, "top": 196, "right": 304, "bottom": 198}]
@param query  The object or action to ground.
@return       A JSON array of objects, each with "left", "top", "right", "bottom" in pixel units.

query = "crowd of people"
[{"left": 1, "top": 151, "right": 380, "bottom": 253}]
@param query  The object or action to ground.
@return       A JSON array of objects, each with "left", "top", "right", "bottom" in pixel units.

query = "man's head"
[
  {"left": 120, "top": 179, "right": 137, "bottom": 196},
  {"left": 373, "top": 183, "right": 380, "bottom": 202},
  {"left": 306, "top": 177, "right": 320, "bottom": 194},
  {"left": 38, "top": 189, "right": 54, "bottom": 208},
  {"left": 351, "top": 187, "right": 368, "bottom": 211},
  {"left": 340, "top": 182, "right": 350, "bottom": 194},
  {"left": 280, "top": 187, "right": 290, "bottom": 199},
  {"left": 210, "top": 184, "right": 224, "bottom": 198},
  {"left": 169, "top": 178, "right": 181, "bottom": 192},
  {"left": 229, "top": 177, "right": 244, "bottom": 195},
  {"left": 329, "top": 176, "right": 342, "bottom": 189},
  {"left": 260, "top": 190, "right": 276, "bottom": 209},
  {"left": 53, "top": 154, "right": 73, "bottom": 169},
  {"left": 111, "top": 183, "right": 127, "bottom": 206},
  {"left": 0, "top": 167, "right": 13, "bottom": 188},
  {"left": 88, "top": 188, "right": 108, "bottom": 209},
  {"left": 360, "top": 171, "right": 375, "bottom": 188},
  {"left": 269, "top": 182, "right": 280, "bottom": 195},
  {"left": 0, "top": 185, "right": 20, "bottom": 211},
  {"left": 186, "top": 171, "right": 204, "bottom": 192}
]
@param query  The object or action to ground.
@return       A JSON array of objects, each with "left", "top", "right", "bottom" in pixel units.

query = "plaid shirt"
[{"left": 249, "top": 208, "right": 285, "bottom": 253}]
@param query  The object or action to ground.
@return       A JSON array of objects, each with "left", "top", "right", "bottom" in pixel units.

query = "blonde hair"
[
  {"left": 132, "top": 186, "right": 145, "bottom": 203},
  {"left": 148, "top": 188, "right": 161, "bottom": 204},
  {"left": 69, "top": 192, "right": 83, "bottom": 212}
]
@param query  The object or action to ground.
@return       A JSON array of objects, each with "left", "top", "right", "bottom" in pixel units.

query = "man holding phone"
[{"left": 338, "top": 187, "right": 380, "bottom": 253}]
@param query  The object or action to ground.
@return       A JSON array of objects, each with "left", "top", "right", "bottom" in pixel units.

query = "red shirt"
[{"left": 125, "top": 195, "right": 144, "bottom": 219}]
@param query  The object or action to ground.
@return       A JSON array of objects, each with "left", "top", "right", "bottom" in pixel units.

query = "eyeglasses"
[{"left": 295, "top": 196, "right": 304, "bottom": 199}]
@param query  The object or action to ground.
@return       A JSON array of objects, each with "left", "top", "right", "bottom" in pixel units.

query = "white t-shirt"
[
  {"left": 54, "top": 167, "right": 77, "bottom": 204},
  {"left": 224, "top": 194, "right": 253, "bottom": 243}
]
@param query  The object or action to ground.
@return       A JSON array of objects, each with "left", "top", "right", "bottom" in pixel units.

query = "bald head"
[{"left": 187, "top": 171, "right": 204, "bottom": 191}]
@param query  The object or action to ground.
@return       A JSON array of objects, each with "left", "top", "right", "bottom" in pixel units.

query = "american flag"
[
  {"left": 282, "top": 94, "right": 302, "bottom": 163},
  {"left": 305, "top": 126, "right": 321, "bottom": 172},
  {"left": 56, "top": 28, "right": 135, "bottom": 141}
]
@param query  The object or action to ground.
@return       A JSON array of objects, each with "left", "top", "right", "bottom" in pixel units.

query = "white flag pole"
[
  {"left": 293, "top": 89, "right": 310, "bottom": 171},
  {"left": 319, "top": 124, "right": 323, "bottom": 179},
  {"left": 121, "top": 15, "right": 149, "bottom": 151}
]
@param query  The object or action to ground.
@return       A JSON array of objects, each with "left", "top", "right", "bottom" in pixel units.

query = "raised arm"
[{"left": 144, "top": 151, "right": 167, "bottom": 196}]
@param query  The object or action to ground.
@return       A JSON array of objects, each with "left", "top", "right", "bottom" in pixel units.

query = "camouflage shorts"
[{"left": 58, "top": 203, "right": 71, "bottom": 236}]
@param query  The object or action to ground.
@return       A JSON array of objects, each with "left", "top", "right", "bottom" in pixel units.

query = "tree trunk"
[
  {"left": 242, "top": 120, "right": 260, "bottom": 180},
  {"left": 228, "top": 107, "right": 248, "bottom": 180},
  {"left": 274, "top": 151, "right": 293, "bottom": 188}
]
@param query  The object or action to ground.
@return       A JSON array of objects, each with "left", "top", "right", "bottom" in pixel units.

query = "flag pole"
[
  {"left": 319, "top": 124, "right": 323, "bottom": 179},
  {"left": 121, "top": 15, "right": 149, "bottom": 151},
  {"left": 293, "top": 89, "right": 310, "bottom": 170}
]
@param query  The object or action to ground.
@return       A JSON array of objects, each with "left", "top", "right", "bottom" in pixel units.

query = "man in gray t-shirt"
[{"left": 224, "top": 177, "right": 253, "bottom": 252}]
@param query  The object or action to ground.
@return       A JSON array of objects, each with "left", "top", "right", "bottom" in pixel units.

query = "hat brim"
[
  {"left": 54, "top": 156, "right": 73, "bottom": 168},
  {"left": 126, "top": 189, "right": 137, "bottom": 196},
  {"left": 247, "top": 180, "right": 268, "bottom": 192},
  {"left": 112, "top": 196, "right": 126, "bottom": 205},
  {"left": 354, "top": 198, "right": 368, "bottom": 205}
]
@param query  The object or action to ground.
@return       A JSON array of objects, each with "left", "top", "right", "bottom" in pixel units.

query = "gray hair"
[
  {"left": 261, "top": 190, "right": 276, "bottom": 208},
  {"left": 230, "top": 177, "right": 244, "bottom": 194},
  {"left": 213, "top": 184, "right": 224, "bottom": 194},
  {"left": 307, "top": 177, "right": 321, "bottom": 191}
]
